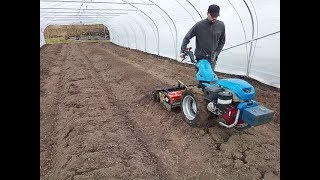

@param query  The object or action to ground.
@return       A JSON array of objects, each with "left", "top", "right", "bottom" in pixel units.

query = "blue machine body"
[
  {"left": 195, "top": 59, "right": 274, "bottom": 127},
  {"left": 216, "top": 79, "right": 255, "bottom": 101},
  {"left": 195, "top": 60, "right": 219, "bottom": 82},
  {"left": 196, "top": 59, "right": 255, "bottom": 101}
]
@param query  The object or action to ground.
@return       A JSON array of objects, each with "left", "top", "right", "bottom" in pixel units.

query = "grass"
[
  {"left": 44, "top": 24, "right": 107, "bottom": 39},
  {"left": 46, "top": 37, "right": 110, "bottom": 44}
]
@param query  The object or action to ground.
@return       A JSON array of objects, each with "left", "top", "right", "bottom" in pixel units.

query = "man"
[{"left": 180, "top": 4, "right": 226, "bottom": 71}]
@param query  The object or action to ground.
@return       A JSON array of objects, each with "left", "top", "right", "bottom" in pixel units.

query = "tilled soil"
[{"left": 40, "top": 42, "right": 280, "bottom": 180}]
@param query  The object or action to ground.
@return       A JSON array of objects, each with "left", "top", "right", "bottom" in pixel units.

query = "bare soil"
[{"left": 40, "top": 42, "right": 280, "bottom": 180}]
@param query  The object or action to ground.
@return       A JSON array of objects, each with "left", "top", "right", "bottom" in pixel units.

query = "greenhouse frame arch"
[{"left": 40, "top": 0, "right": 280, "bottom": 88}]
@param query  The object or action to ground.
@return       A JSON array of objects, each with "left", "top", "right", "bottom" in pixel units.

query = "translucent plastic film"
[{"left": 40, "top": 0, "right": 280, "bottom": 88}]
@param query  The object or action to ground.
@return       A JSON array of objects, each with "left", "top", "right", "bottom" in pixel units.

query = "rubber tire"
[
  {"left": 152, "top": 90, "right": 160, "bottom": 102},
  {"left": 181, "top": 87, "right": 211, "bottom": 127}
]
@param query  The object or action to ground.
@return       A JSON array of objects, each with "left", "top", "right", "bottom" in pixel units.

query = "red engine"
[{"left": 220, "top": 105, "right": 246, "bottom": 126}]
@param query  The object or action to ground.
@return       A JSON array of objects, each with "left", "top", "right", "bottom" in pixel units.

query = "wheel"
[
  {"left": 181, "top": 87, "right": 211, "bottom": 127},
  {"left": 152, "top": 90, "right": 160, "bottom": 102}
]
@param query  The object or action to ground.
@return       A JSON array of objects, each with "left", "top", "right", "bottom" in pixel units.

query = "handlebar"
[
  {"left": 181, "top": 47, "right": 218, "bottom": 64},
  {"left": 181, "top": 47, "right": 196, "bottom": 63}
]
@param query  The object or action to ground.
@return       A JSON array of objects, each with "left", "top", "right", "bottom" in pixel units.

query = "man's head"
[{"left": 207, "top": 4, "right": 220, "bottom": 23}]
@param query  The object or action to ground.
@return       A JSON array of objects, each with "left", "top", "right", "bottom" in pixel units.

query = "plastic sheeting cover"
[{"left": 40, "top": 0, "right": 280, "bottom": 88}]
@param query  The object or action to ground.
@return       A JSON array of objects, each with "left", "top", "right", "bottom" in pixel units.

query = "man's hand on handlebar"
[{"left": 180, "top": 53, "right": 186, "bottom": 62}]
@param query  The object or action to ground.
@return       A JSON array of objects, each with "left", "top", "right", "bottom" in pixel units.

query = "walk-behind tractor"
[{"left": 152, "top": 47, "right": 274, "bottom": 130}]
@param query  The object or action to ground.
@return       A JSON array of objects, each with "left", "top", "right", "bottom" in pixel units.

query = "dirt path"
[{"left": 40, "top": 42, "right": 280, "bottom": 180}]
